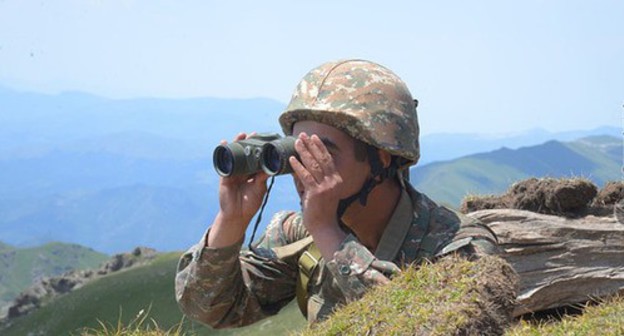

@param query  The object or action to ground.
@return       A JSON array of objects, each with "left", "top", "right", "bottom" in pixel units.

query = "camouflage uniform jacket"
[{"left": 175, "top": 184, "right": 499, "bottom": 327}]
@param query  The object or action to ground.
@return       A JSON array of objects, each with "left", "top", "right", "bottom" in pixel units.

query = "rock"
[
  {"left": 467, "top": 209, "right": 624, "bottom": 316},
  {"left": 97, "top": 247, "right": 156, "bottom": 275}
]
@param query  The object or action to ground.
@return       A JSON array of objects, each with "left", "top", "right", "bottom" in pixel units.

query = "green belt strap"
[{"left": 296, "top": 242, "right": 321, "bottom": 318}]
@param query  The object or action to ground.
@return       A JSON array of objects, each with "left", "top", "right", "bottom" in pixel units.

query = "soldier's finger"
[
  {"left": 233, "top": 132, "right": 246, "bottom": 142},
  {"left": 255, "top": 171, "right": 270, "bottom": 184},
  {"left": 295, "top": 135, "right": 323, "bottom": 181},
  {"left": 289, "top": 156, "right": 317, "bottom": 186},
  {"left": 308, "top": 134, "right": 336, "bottom": 174}
]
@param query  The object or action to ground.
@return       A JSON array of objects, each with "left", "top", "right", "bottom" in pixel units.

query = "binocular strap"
[{"left": 249, "top": 176, "right": 276, "bottom": 252}]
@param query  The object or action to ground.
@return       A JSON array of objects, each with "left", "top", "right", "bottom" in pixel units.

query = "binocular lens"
[
  {"left": 261, "top": 137, "right": 296, "bottom": 176},
  {"left": 213, "top": 146, "right": 235, "bottom": 176},
  {"left": 262, "top": 144, "right": 283, "bottom": 175}
]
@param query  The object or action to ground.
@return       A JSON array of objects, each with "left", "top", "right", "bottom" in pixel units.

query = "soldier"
[{"left": 175, "top": 59, "right": 500, "bottom": 327}]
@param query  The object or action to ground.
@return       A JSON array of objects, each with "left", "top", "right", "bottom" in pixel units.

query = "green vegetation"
[
  {"left": 506, "top": 296, "right": 624, "bottom": 336},
  {"left": 0, "top": 241, "right": 12, "bottom": 252},
  {"left": 79, "top": 306, "right": 186, "bottom": 336},
  {"left": 2, "top": 253, "right": 184, "bottom": 336},
  {"left": 564, "top": 136, "right": 621, "bottom": 186},
  {"left": 66, "top": 297, "right": 624, "bottom": 336},
  {"left": 0, "top": 241, "right": 108, "bottom": 307},
  {"left": 6, "top": 250, "right": 621, "bottom": 336},
  {"left": 301, "top": 255, "right": 517, "bottom": 336},
  {"left": 2, "top": 252, "right": 306, "bottom": 336},
  {"left": 412, "top": 157, "right": 527, "bottom": 207}
]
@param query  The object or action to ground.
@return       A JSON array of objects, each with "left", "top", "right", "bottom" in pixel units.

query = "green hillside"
[
  {"left": 1, "top": 252, "right": 306, "bottom": 336},
  {"left": 411, "top": 136, "right": 621, "bottom": 207},
  {"left": 564, "top": 135, "right": 622, "bottom": 184},
  {"left": 0, "top": 241, "right": 108, "bottom": 308},
  {"left": 0, "top": 241, "right": 12, "bottom": 252}
]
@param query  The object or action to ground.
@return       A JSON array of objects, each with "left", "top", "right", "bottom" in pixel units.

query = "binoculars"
[{"left": 213, "top": 133, "right": 298, "bottom": 177}]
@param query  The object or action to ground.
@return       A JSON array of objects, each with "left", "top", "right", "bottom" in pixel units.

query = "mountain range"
[
  {"left": 0, "top": 86, "right": 620, "bottom": 254},
  {"left": 412, "top": 135, "right": 621, "bottom": 206}
]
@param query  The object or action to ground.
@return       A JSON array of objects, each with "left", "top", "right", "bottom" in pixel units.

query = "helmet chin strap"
[{"left": 336, "top": 146, "right": 397, "bottom": 220}]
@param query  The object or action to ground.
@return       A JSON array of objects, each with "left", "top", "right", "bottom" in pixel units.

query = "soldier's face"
[{"left": 291, "top": 121, "right": 371, "bottom": 202}]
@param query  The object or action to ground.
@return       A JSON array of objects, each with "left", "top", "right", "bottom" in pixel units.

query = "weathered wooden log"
[{"left": 467, "top": 209, "right": 624, "bottom": 316}]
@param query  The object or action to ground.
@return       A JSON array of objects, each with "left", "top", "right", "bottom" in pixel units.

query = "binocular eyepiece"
[{"left": 213, "top": 133, "right": 298, "bottom": 177}]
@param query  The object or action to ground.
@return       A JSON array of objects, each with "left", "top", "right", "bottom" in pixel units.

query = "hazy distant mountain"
[
  {"left": 411, "top": 135, "right": 621, "bottom": 207},
  {"left": 0, "top": 86, "right": 285, "bottom": 160},
  {"left": 0, "top": 87, "right": 296, "bottom": 253},
  {"left": 419, "top": 126, "right": 620, "bottom": 165},
  {"left": 0, "top": 180, "right": 297, "bottom": 254},
  {"left": 1, "top": 86, "right": 618, "bottom": 162},
  {"left": 0, "top": 150, "right": 210, "bottom": 199}
]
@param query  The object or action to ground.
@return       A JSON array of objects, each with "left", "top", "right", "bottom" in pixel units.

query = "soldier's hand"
[
  {"left": 217, "top": 132, "right": 270, "bottom": 228},
  {"left": 289, "top": 133, "right": 343, "bottom": 233}
]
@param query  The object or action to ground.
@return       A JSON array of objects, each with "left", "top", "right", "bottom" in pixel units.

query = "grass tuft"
[
  {"left": 300, "top": 255, "right": 517, "bottom": 336},
  {"left": 506, "top": 295, "right": 624, "bottom": 336},
  {"left": 78, "top": 305, "right": 185, "bottom": 336}
]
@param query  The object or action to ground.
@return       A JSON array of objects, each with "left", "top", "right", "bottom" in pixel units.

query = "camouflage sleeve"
[
  {"left": 325, "top": 234, "right": 401, "bottom": 301},
  {"left": 431, "top": 206, "right": 502, "bottom": 260},
  {"left": 175, "top": 211, "right": 299, "bottom": 329},
  {"left": 434, "top": 236, "right": 501, "bottom": 260}
]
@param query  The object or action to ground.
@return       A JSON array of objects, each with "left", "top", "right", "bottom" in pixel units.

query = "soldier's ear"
[{"left": 378, "top": 149, "right": 392, "bottom": 169}]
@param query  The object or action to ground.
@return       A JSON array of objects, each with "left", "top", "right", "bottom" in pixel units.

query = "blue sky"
[{"left": 0, "top": 0, "right": 622, "bottom": 135}]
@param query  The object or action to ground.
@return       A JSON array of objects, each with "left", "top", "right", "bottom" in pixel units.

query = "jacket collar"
[{"left": 374, "top": 186, "right": 416, "bottom": 260}]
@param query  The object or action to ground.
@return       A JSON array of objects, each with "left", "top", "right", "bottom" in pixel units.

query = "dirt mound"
[
  {"left": 510, "top": 178, "right": 597, "bottom": 216},
  {"left": 590, "top": 181, "right": 624, "bottom": 217},
  {"left": 593, "top": 181, "right": 624, "bottom": 205},
  {"left": 462, "top": 195, "right": 504, "bottom": 213},
  {"left": 461, "top": 178, "right": 607, "bottom": 218}
]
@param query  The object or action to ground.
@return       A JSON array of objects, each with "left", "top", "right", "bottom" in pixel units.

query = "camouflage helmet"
[{"left": 279, "top": 59, "right": 420, "bottom": 167}]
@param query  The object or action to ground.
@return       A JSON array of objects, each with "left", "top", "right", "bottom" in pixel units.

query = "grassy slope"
[
  {"left": 0, "top": 241, "right": 108, "bottom": 307},
  {"left": 506, "top": 296, "right": 624, "bottom": 336},
  {"left": 0, "top": 241, "right": 12, "bottom": 252},
  {"left": 2, "top": 252, "right": 306, "bottom": 336},
  {"left": 564, "top": 135, "right": 621, "bottom": 185},
  {"left": 412, "top": 157, "right": 527, "bottom": 207}
]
